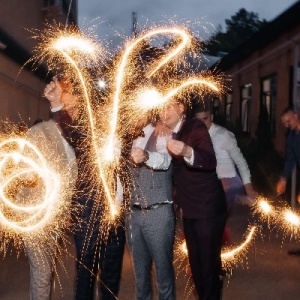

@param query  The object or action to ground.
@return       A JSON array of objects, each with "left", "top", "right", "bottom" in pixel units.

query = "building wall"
[
  {"left": 223, "top": 25, "right": 300, "bottom": 154},
  {"left": 0, "top": 0, "right": 77, "bottom": 128}
]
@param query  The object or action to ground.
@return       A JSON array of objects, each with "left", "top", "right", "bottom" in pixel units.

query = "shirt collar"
[
  {"left": 208, "top": 122, "right": 216, "bottom": 134},
  {"left": 173, "top": 118, "right": 184, "bottom": 133}
]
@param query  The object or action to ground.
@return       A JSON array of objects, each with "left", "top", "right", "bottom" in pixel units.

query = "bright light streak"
[
  {"left": 137, "top": 89, "right": 163, "bottom": 110},
  {"left": 0, "top": 138, "right": 61, "bottom": 233},
  {"left": 108, "top": 27, "right": 191, "bottom": 160},
  {"left": 221, "top": 226, "right": 257, "bottom": 261},
  {"left": 283, "top": 210, "right": 300, "bottom": 227},
  {"left": 175, "top": 226, "right": 257, "bottom": 276},
  {"left": 53, "top": 36, "right": 95, "bottom": 54},
  {"left": 49, "top": 33, "right": 119, "bottom": 218}
]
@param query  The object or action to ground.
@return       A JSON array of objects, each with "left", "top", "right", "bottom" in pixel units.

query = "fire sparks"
[
  {"left": 252, "top": 195, "right": 300, "bottom": 237},
  {"left": 174, "top": 225, "right": 257, "bottom": 275},
  {"left": 0, "top": 129, "right": 75, "bottom": 252}
]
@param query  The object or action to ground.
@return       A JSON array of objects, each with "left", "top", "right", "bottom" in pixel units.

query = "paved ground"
[{"left": 1, "top": 201, "right": 300, "bottom": 299}]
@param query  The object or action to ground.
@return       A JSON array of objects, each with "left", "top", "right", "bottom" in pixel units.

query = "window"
[
  {"left": 261, "top": 75, "right": 277, "bottom": 136},
  {"left": 225, "top": 93, "right": 233, "bottom": 124},
  {"left": 289, "top": 64, "right": 300, "bottom": 110},
  {"left": 43, "top": 0, "right": 56, "bottom": 7},
  {"left": 240, "top": 84, "right": 252, "bottom": 133}
]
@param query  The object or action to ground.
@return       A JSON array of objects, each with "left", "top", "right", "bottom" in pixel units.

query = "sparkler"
[
  {"left": 221, "top": 226, "right": 257, "bottom": 273},
  {"left": 252, "top": 195, "right": 300, "bottom": 238},
  {"left": 30, "top": 24, "right": 224, "bottom": 224},
  {"left": 0, "top": 129, "right": 74, "bottom": 253},
  {"left": 175, "top": 225, "right": 257, "bottom": 273},
  {"left": 174, "top": 225, "right": 257, "bottom": 297}
]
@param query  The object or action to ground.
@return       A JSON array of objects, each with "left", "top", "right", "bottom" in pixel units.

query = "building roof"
[{"left": 214, "top": 0, "right": 300, "bottom": 71}]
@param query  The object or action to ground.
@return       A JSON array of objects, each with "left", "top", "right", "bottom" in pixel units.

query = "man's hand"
[
  {"left": 43, "top": 76, "right": 63, "bottom": 108},
  {"left": 131, "top": 147, "right": 149, "bottom": 164},
  {"left": 244, "top": 183, "right": 258, "bottom": 205},
  {"left": 167, "top": 140, "right": 192, "bottom": 159},
  {"left": 276, "top": 177, "right": 287, "bottom": 194}
]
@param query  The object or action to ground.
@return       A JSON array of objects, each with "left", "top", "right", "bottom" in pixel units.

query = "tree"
[{"left": 202, "top": 8, "right": 269, "bottom": 56}]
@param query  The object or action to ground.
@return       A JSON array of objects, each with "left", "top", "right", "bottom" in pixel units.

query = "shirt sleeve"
[
  {"left": 225, "top": 131, "right": 251, "bottom": 184},
  {"left": 145, "top": 135, "right": 172, "bottom": 170}
]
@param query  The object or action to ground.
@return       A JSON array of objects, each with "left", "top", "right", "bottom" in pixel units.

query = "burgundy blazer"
[{"left": 173, "top": 118, "right": 227, "bottom": 219}]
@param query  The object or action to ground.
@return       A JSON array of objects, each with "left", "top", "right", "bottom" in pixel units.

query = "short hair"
[
  {"left": 192, "top": 94, "right": 212, "bottom": 114},
  {"left": 281, "top": 107, "right": 297, "bottom": 117}
]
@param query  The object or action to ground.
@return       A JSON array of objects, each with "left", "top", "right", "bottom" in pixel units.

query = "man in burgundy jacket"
[{"left": 160, "top": 101, "right": 227, "bottom": 300}]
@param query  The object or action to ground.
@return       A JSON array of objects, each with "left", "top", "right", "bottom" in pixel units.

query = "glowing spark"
[
  {"left": 137, "top": 89, "right": 164, "bottom": 110},
  {"left": 108, "top": 27, "right": 191, "bottom": 158},
  {"left": 175, "top": 226, "right": 257, "bottom": 276},
  {"left": 283, "top": 210, "right": 300, "bottom": 227},
  {"left": 96, "top": 79, "right": 107, "bottom": 90},
  {"left": 48, "top": 31, "right": 119, "bottom": 218},
  {"left": 221, "top": 226, "right": 256, "bottom": 261},
  {"left": 258, "top": 199, "right": 273, "bottom": 215},
  {"left": 0, "top": 135, "right": 74, "bottom": 251},
  {"left": 52, "top": 36, "right": 95, "bottom": 54}
]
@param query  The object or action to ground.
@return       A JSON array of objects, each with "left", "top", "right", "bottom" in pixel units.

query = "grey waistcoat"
[{"left": 130, "top": 130, "right": 173, "bottom": 206}]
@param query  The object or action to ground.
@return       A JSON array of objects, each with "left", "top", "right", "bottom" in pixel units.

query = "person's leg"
[
  {"left": 99, "top": 225, "right": 126, "bottom": 300},
  {"left": 126, "top": 211, "right": 152, "bottom": 300},
  {"left": 74, "top": 229, "right": 99, "bottom": 300},
  {"left": 26, "top": 243, "right": 54, "bottom": 300},
  {"left": 144, "top": 205, "right": 175, "bottom": 300},
  {"left": 183, "top": 213, "right": 226, "bottom": 300}
]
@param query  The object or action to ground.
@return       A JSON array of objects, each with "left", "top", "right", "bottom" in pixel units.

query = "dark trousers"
[
  {"left": 74, "top": 223, "right": 125, "bottom": 300},
  {"left": 183, "top": 213, "right": 226, "bottom": 300}
]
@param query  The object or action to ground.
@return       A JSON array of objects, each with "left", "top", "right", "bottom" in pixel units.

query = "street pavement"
[{"left": 1, "top": 201, "right": 300, "bottom": 299}]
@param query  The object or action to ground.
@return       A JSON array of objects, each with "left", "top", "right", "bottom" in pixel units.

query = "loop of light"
[{"left": 0, "top": 138, "right": 60, "bottom": 233}]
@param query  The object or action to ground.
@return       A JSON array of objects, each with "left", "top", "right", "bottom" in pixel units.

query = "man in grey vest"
[{"left": 126, "top": 122, "right": 175, "bottom": 300}]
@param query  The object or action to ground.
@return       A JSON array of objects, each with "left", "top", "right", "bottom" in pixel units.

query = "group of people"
[{"left": 22, "top": 74, "right": 264, "bottom": 300}]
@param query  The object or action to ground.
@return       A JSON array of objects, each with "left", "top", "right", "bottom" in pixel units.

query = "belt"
[{"left": 132, "top": 202, "right": 170, "bottom": 210}]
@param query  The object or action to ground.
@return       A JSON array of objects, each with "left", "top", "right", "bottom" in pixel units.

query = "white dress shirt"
[
  {"left": 208, "top": 123, "right": 251, "bottom": 184},
  {"left": 132, "top": 123, "right": 172, "bottom": 170}
]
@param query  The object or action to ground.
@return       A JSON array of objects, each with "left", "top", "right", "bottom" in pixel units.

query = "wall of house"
[
  {"left": 0, "top": 0, "right": 77, "bottom": 128},
  {"left": 223, "top": 25, "right": 300, "bottom": 154}
]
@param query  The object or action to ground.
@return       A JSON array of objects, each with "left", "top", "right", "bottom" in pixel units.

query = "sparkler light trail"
[
  {"left": 221, "top": 226, "right": 257, "bottom": 273},
  {"left": 31, "top": 24, "right": 224, "bottom": 223},
  {"left": 0, "top": 131, "right": 74, "bottom": 252},
  {"left": 107, "top": 27, "right": 192, "bottom": 158},
  {"left": 175, "top": 225, "right": 257, "bottom": 273},
  {"left": 252, "top": 195, "right": 300, "bottom": 238},
  {"left": 32, "top": 24, "right": 122, "bottom": 219},
  {"left": 174, "top": 225, "right": 257, "bottom": 297}
]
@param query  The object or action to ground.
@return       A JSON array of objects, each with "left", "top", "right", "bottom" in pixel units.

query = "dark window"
[
  {"left": 225, "top": 93, "right": 233, "bottom": 124},
  {"left": 43, "top": 0, "right": 56, "bottom": 7},
  {"left": 261, "top": 75, "right": 277, "bottom": 136},
  {"left": 240, "top": 84, "right": 252, "bottom": 133}
]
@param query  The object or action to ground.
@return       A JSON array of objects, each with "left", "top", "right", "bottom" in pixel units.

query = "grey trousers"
[
  {"left": 25, "top": 239, "right": 56, "bottom": 300},
  {"left": 126, "top": 204, "right": 175, "bottom": 300}
]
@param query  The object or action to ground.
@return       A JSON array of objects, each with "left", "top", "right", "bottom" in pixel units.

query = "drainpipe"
[{"left": 291, "top": 42, "right": 300, "bottom": 209}]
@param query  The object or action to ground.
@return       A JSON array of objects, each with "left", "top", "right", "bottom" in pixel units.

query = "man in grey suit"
[{"left": 126, "top": 122, "right": 175, "bottom": 300}]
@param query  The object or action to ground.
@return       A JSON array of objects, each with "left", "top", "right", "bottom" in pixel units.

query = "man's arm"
[
  {"left": 167, "top": 121, "right": 216, "bottom": 170},
  {"left": 226, "top": 131, "right": 251, "bottom": 185},
  {"left": 131, "top": 136, "right": 172, "bottom": 170}
]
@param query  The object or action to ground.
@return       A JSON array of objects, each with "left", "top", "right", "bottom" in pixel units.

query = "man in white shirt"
[{"left": 194, "top": 107, "right": 256, "bottom": 211}]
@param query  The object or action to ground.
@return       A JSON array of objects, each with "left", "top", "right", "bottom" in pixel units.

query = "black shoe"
[{"left": 287, "top": 249, "right": 300, "bottom": 256}]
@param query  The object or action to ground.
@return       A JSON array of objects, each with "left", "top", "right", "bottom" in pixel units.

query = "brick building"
[
  {"left": 214, "top": 1, "right": 300, "bottom": 155},
  {"left": 0, "top": 0, "right": 77, "bottom": 127}
]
